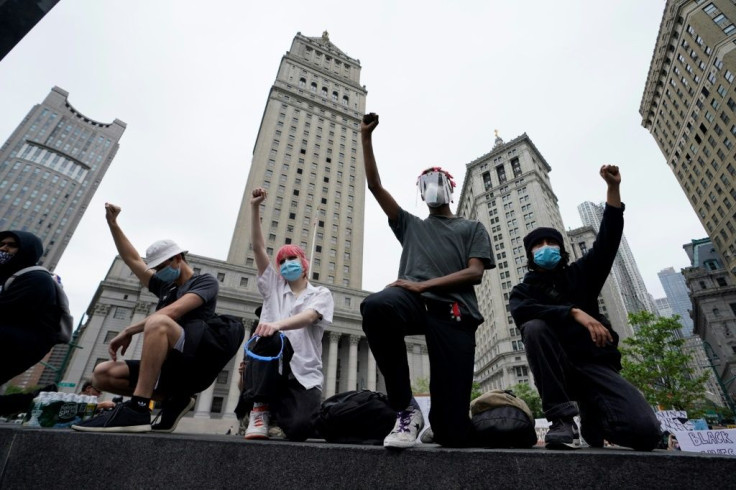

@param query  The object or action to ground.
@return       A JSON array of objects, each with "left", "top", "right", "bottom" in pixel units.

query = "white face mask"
[{"left": 418, "top": 171, "right": 453, "bottom": 208}]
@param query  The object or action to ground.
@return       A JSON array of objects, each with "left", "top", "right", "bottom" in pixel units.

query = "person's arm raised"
[
  {"left": 361, "top": 113, "right": 400, "bottom": 222},
  {"left": 105, "top": 203, "right": 154, "bottom": 287},
  {"left": 250, "top": 187, "right": 271, "bottom": 275},
  {"left": 600, "top": 164, "right": 622, "bottom": 208}
]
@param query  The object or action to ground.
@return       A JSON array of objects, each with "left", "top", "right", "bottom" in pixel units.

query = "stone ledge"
[{"left": 1, "top": 426, "right": 734, "bottom": 489}]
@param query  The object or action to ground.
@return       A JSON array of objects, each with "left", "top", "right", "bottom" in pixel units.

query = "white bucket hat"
[{"left": 145, "top": 239, "right": 187, "bottom": 269}]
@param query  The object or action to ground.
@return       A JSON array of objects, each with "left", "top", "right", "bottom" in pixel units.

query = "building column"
[
  {"left": 65, "top": 303, "right": 110, "bottom": 385},
  {"left": 128, "top": 301, "right": 151, "bottom": 360},
  {"left": 347, "top": 335, "right": 360, "bottom": 391},
  {"left": 326, "top": 332, "right": 341, "bottom": 397},
  {"left": 421, "top": 346, "right": 430, "bottom": 381},
  {"left": 224, "top": 320, "right": 252, "bottom": 418},
  {"left": 412, "top": 344, "right": 422, "bottom": 379},
  {"left": 367, "top": 346, "right": 377, "bottom": 391},
  {"left": 194, "top": 381, "right": 216, "bottom": 418}
]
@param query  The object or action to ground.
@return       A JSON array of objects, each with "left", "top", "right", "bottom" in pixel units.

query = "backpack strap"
[{"left": 3, "top": 265, "right": 50, "bottom": 290}]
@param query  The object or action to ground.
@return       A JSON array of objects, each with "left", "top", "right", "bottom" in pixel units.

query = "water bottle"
[
  {"left": 83, "top": 395, "right": 98, "bottom": 421},
  {"left": 23, "top": 392, "right": 48, "bottom": 427}
]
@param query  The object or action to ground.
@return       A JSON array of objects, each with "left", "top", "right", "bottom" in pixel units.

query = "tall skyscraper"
[
  {"left": 654, "top": 297, "right": 674, "bottom": 317},
  {"left": 567, "top": 225, "right": 632, "bottom": 341},
  {"left": 682, "top": 237, "right": 736, "bottom": 405},
  {"left": 228, "top": 32, "right": 367, "bottom": 289},
  {"left": 457, "top": 133, "right": 567, "bottom": 392},
  {"left": 0, "top": 86, "right": 126, "bottom": 271},
  {"left": 658, "top": 266, "right": 696, "bottom": 336},
  {"left": 640, "top": 0, "right": 736, "bottom": 280},
  {"left": 578, "top": 201, "right": 656, "bottom": 315}
]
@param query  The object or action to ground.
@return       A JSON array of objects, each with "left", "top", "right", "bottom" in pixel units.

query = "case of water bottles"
[{"left": 22, "top": 391, "right": 98, "bottom": 428}]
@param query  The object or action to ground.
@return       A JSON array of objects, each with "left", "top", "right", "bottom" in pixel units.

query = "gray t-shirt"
[
  {"left": 390, "top": 208, "right": 494, "bottom": 322},
  {"left": 148, "top": 273, "right": 219, "bottom": 324}
]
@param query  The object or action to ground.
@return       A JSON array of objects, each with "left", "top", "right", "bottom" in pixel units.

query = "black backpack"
[
  {"left": 470, "top": 389, "right": 537, "bottom": 448},
  {"left": 3, "top": 266, "right": 74, "bottom": 344},
  {"left": 315, "top": 390, "right": 396, "bottom": 445}
]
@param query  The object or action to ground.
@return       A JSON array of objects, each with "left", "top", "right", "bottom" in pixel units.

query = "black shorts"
[{"left": 126, "top": 316, "right": 244, "bottom": 397}]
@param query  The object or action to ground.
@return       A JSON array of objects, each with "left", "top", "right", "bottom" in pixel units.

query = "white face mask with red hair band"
[{"left": 418, "top": 170, "right": 453, "bottom": 207}]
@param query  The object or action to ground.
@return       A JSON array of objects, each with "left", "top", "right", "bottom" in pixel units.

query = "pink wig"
[{"left": 275, "top": 244, "right": 309, "bottom": 275}]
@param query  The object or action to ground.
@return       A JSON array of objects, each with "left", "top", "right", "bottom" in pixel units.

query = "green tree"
[
  {"left": 411, "top": 377, "right": 430, "bottom": 395},
  {"left": 620, "top": 311, "right": 709, "bottom": 411},
  {"left": 509, "top": 382, "right": 543, "bottom": 418},
  {"left": 470, "top": 381, "right": 482, "bottom": 401}
]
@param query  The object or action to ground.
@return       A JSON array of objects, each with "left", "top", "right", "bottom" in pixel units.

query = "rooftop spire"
[{"left": 493, "top": 129, "right": 504, "bottom": 147}]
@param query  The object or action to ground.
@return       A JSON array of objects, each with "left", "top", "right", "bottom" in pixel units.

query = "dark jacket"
[
  {"left": 509, "top": 204, "right": 624, "bottom": 369},
  {"left": 0, "top": 230, "right": 59, "bottom": 337}
]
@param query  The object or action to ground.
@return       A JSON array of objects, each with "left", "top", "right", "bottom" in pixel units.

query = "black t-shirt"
[
  {"left": 148, "top": 273, "right": 219, "bottom": 324},
  {"left": 390, "top": 208, "right": 494, "bottom": 322}
]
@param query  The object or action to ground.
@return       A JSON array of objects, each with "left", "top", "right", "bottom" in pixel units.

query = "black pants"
[
  {"left": 271, "top": 377, "right": 322, "bottom": 442},
  {"left": 0, "top": 324, "right": 56, "bottom": 385},
  {"left": 521, "top": 319, "right": 661, "bottom": 450},
  {"left": 361, "top": 287, "right": 478, "bottom": 447},
  {"left": 238, "top": 335, "right": 321, "bottom": 442}
]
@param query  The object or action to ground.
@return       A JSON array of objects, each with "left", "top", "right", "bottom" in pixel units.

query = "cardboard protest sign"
[
  {"left": 672, "top": 429, "right": 736, "bottom": 456},
  {"left": 656, "top": 410, "right": 688, "bottom": 432}
]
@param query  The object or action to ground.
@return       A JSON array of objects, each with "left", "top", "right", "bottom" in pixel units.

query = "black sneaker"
[
  {"left": 72, "top": 401, "right": 151, "bottom": 433},
  {"left": 545, "top": 418, "right": 580, "bottom": 449},
  {"left": 151, "top": 396, "right": 195, "bottom": 433}
]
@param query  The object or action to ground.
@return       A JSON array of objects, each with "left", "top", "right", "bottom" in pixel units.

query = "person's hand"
[
  {"left": 600, "top": 165, "right": 620, "bottom": 186},
  {"left": 361, "top": 113, "right": 379, "bottom": 136},
  {"left": 254, "top": 321, "right": 281, "bottom": 337},
  {"left": 251, "top": 188, "right": 267, "bottom": 206},
  {"left": 108, "top": 330, "right": 132, "bottom": 361},
  {"left": 105, "top": 202, "right": 121, "bottom": 225},
  {"left": 571, "top": 308, "right": 613, "bottom": 347},
  {"left": 387, "top": 278, "right": 426, "bottom": 294}
]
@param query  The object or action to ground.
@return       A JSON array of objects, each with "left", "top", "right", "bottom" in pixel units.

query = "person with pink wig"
[{"left": 242, "top": 187, "right": 334, "bottom": 441}]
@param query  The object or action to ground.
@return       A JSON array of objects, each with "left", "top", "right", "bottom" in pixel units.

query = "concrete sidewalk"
[{"left": 1, "top": 425, "right": 734, "bottom": 489}]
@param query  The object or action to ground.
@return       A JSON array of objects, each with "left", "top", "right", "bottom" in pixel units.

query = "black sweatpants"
[
  {"left": 0, "top": 324, "right": 56, "bottom": 385},
  {"left": 521, "top": 319, "right": 661, "bottom": 450},
  {"left": 361, "top": 286, "right": 478, "bottom": 448},
  {"left": 239, "top": 334, "right": 321, "bottom": 442}
]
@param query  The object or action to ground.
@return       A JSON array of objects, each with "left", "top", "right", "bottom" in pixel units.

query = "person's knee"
[
  {"left": 607, "top": 412, "right": 661, "bottom": 451},
  {"left": 521, "top": 319, "right": 552, "bottom": 344},
  {"left": 144, "top": 314, "right": 182, "bottom": 344},
  {"left": 281, "top": 414, "right": 315, "bottom": 442},
  {"left": 92, "top": 361, "right": 118, "bottom": 389},
  {"left": 144, "top": 313, "right": 175, "bottom": 332}
]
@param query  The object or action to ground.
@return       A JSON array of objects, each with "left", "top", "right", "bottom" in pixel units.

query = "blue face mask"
[
  {"left": 533, "top": 246, "right": 561, "bottom": 270},
  {"left": 280, "top": 260, "right": 304, "bottom": 281},
  {"left": 0, "top": 250, "right": 14, "bottom": 265},
  {"left": 155, "top": 265, "right": 181, "bottom": 283}
]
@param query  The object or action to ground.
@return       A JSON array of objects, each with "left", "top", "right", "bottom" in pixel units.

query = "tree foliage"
[
  {"left": 620, "top": 311, "right": 709, "bottom": 411},
  {"left": 510, "top": 382, "right": 544, "bottom": 418}
]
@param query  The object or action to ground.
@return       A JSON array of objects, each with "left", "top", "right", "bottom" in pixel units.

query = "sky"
[{"left": 0, "top": 0, "right": 708, "bottom": 323}]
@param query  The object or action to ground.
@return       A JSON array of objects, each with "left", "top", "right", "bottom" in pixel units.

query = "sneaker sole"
[
  {"left": 71, "top": 424, "right": 152, "bottom": 433},
  {"left": 151, "top": 398, "right": 196, "bottom": 433},
  {"left": 244, "top": 433, "right": 270, "bottom": 440},
  {"left": 545, "top": 440, "right": 580, "bottom": 450},
  {"left": 384, "top": 439, "right": 417, "bottom": 449}
]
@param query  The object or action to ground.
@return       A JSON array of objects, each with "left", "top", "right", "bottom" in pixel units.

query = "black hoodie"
[
  {"left": 509, "top": 205, "right": 624, "bottom": 369},
  {"left": 0, "top": 230, "right": 60, "bottom": 336}
]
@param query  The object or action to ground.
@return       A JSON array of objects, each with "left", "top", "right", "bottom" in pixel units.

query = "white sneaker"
[
  {"left": 384, "top": 406, "right": 424, "bottom": 449},
  {"left": 244, "top": 405, "right": 270, "bottom": 440}
]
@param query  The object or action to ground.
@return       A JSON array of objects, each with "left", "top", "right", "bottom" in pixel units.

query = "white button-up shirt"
[{"left": 257, "top": 264, "right": 334, "bottom": 390}]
